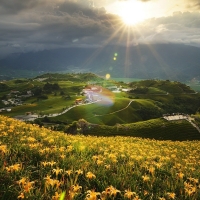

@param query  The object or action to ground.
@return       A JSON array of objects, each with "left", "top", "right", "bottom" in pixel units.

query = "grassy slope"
[
  {"left": 130, "top": 80, "right": 195, "bottom": 94},
  {"left": 2, "top": 79, "right": 85, "bottom": 116},
  {"left": 5, "top": 96, "right": 76, "bottom": 116},
  {"left": 148, "top": 87, "right": 166, "bottom": 94},
  {"left": 76, "top": 118, "right": 200, "bottom": 141},
  {"left": 52, "top": 98, "right": 161, "bottom": 125},
  {"left": 0, "top": 115, "right": 200, "bottom": 200},
  {"left": 1, "top": 74, "right": 200, "bottom": 126}
]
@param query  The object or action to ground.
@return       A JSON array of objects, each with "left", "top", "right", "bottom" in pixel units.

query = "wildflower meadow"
[{"left": 0, "top": 115, "right": 200, "bottom": 200}]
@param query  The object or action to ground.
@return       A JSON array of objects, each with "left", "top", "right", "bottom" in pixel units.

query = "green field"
[
  {"left": 92, "top": 118, "right": 200, "bottom": 140},
  {"left": 64, "top": 117, "right": 200, "bottom": 141},
  {"left": 1, "top": 73, "right": 200, "bottom": 127},
  {"left": 50, "top": 98, "right": 162, "bottom": 125},
  {"left": 4, "top": 95, "right": 79, "bottom": 117}
]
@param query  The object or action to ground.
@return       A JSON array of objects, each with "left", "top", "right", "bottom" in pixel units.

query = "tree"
[
  {"left": 33, "top": 87, "right": 42, "bottom": 96},
  {"left": 60, "top": 91, "right": 65, "bottom": 95}
]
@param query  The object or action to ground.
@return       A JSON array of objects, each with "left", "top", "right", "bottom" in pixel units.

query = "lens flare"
[
  {"left": 84, "top": 85, "right": 114, "bottom": 107},
  {"left": 106, "top": 74, "right": 111, "bottom": 80}
]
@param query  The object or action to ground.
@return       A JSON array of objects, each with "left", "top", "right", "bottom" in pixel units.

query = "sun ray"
[
  {"left": 130, "top": 25, "right": 175, "bottom": 79},
  {"left": 80, "top": 22, "right": 125, "bottom": 69},
  {"left": 146, "top": 44, "right": 177, "bottom": 79}
]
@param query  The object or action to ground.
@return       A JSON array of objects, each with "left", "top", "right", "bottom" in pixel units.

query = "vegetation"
[
  {"left": 1, "top": 73, "right": 200, "bottom": 126},
  {"left": 61, "top": 118, "right": 200, "bottom": 141},
  {"left": 192, "top": 114, "right": 200, "bottom": 128},
  {"left": 35, "top": 73, "right": 104, "bottom": 82},
  {"left": 128, "top": 80, "right": 194, "bottom": 94},
  {"left": 0, "top": 83, "right": 9, "bottom": 92},
  {"left": 0, "top": 115, "right": 200, "bottom": 200}
]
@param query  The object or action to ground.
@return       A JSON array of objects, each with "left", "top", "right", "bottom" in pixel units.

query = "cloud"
[
  {"left": 0, "top": 0, "right": 113, "bottom": 15},
  {"left": 0, "top": 0, "right": 123, "bottom": 57},
  {"left": 186, "top": 0, "right": 200, "bottom": 9},
  {"left": 118, "top": 0, "right": 151, "bottom": 1},
  {"left": 0, "top": 0, "right": 50, "bottom": 14},
  {"left": 0, "top": 0, "right": 200, "bottom": 58},
  {"left": 135, "top": 12, "right": 200, "bottom": 47}
]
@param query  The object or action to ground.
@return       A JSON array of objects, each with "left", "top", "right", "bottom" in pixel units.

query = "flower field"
[{"left": 0, "top": 115, "right": 200, "bottom": 200}]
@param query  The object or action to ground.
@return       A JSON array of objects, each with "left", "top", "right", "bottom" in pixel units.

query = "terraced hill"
[
  {"left": 65, "top": 118, "right": 200, "bottom": 141},
  {"left": 1, "top": 73, "right": 200, "bottom": 127},
  {"left": 0, "top": 115, "right": 200, "bottom": 200}
]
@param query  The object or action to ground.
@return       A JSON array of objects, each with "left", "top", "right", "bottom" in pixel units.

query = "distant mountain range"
[{"left": 0, "top": 43, "right": 200, "bottom": 81}]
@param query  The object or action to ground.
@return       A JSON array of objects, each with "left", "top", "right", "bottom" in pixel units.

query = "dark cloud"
[
  {"left": 0, "top": 0, "right": 123, "bottom": 57},
  {"left": 0, "top": 0, "right": 200, "bottom": 58},
  {"left": 55, "top": 1, "right": 107, "bottom": 21},
  {"left": 0, "top": 0, "right": 49, "bottom": 14},
  {"left": 0, "top": 0, "right": 112, "bottom": 15}
]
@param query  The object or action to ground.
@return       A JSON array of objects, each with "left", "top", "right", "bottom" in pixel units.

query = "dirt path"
[
  {"left": 187, "top": 117, "right": 200, "bottom": 133},
  {"left": 164, "top": 115, "right": 200, "bottom": 133},
  {"left": 38, "top": 100, "right": 101, "bottom": 119},
  {"left": 94, "top": 100, "right": 134, "bottom": 117}
]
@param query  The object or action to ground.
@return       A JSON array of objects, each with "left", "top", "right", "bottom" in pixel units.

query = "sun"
[
  {"left": 117, "top": 1, "right": 147, "bottom": 25},
  {"left": 120, "top": 8, "right": 145, "bottom": 25}
]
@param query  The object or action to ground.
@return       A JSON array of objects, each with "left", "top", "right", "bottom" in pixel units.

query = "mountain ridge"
[{"left": 0, "top": 43, "right": 200, "bottom": 81}]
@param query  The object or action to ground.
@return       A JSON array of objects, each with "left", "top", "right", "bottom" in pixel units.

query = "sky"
[{"left": 0, "top": 0, "right": 200, "bottom": 58}]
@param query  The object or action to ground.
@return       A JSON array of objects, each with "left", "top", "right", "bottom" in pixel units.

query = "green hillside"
[
  {"left": 64, "top": 118, "right": 200, "bottom": 141},
  {"left": 1, "top": 73, "right": 200, "bottom": 126},
  {"left": 0, "top": 115, "right": 200, "bottom": 200},
  {"left": 129, "top": 79, "right": 195, "bottom": 94},
  {"left": 35, "top": 72, "right": 104, "bottom": 82},
  {"left": 51, "top": 98, "right": 162, "bottom": 125}
]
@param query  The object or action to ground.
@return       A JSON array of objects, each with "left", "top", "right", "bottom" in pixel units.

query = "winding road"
[
  {"left": 38, "top": 100, "right": 101, "bottom": 119},
  {"left": 94, "top": 100, "right": 134, "bottom": 117}
]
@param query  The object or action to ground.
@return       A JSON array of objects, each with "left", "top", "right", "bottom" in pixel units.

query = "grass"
[
  {"left": 0, "top": 115, "right": 200, "bottom": 200},
  {"left": 3, "top": 95, "right": 79, "bottom": 117},
  {"left": 148, "top": 87, "right": 166, "bottom": 94},
  {"left": 5, "top": 79, "right": 43, "bottom": 91},
  {"left": 1, "top": 78, "right": 86, "bottom": 117},
  {"left": 1, "top": 74, "right": 200, "bottom": 126},
  {"left": 130, "top": 80, "right": 195, "bottom": 94},
  {"left": 51, "top": 98, "right": 161, "bottom": 125},
  {"left": 74, "top": 118, "right": 200, "bottom": 141}
]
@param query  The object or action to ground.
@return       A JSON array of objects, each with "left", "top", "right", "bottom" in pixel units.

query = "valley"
[{"left": 0, "top": 73, "right": 200, "bottom": 140}]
